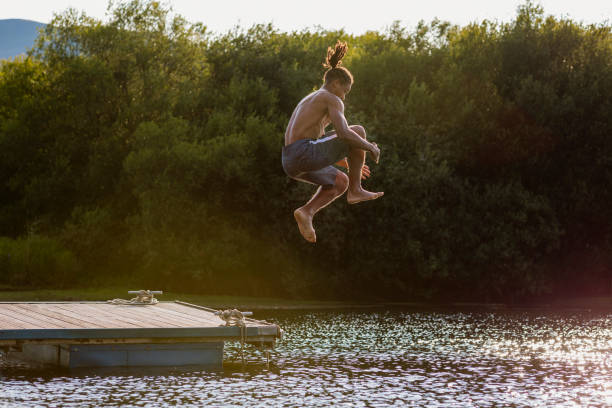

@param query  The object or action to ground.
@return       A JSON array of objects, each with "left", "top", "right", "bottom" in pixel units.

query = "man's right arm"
[{"left": 326, "top": 95, "right": 380, "bottom": 162}]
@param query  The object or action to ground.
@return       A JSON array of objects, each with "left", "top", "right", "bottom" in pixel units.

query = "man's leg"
[
  {"left": 346, "top": 125, "right": 384, "bottom": 204},
  {"left": 294, "top": 172, "right": 349, "bottom": 243}
]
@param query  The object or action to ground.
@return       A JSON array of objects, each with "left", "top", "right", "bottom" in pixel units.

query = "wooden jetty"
[{"left": 0, "top": 299, "right": 281, "bottom": 368}]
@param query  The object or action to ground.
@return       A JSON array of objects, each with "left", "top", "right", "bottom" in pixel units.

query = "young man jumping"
[{"left": 282, "top": 41, "right": 383, "bottom": 243}]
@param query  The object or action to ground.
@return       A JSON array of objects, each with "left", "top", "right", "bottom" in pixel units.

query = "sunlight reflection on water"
[{"left": 1, "top": 309, "right": 610, "bottom": 407}]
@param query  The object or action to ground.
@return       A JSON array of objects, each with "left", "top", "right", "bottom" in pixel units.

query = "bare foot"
[
  {"left": 347, "top": 189, "right": 384, "bottom": 205},
  {"left": 294, "top": 208, "right": 316, "bottom": 243}
]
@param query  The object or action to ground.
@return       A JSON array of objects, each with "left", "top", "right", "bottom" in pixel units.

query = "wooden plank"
[
  {"left": 11, "top": 304, "right": 90, "bottom": 329},
  {"left": 59, "top": 303, "right": 146, "bottom": 328},
  {"left": 157, "top": 303, "right": 226, "bottom": 325},
  {"left": 90, "top": 304, "right": 196, "bottom": 328},
  {"left": 47, "top": 304, "right": 114, "bottom": 328},
  {"left": 0, "top": 312, "right": 30, "bottom": 329},
  {"left": 122, "top": 309, "right": 210, "bottom": 327},
  {"left": 44, "top": 304, "right": 121, "bottom": 329},
  {"left": 161, "top": 302, "right": 219, "bottom": 317},
  {"left": 0, "top": 309, "right": 38, "bottom": 329},
  {"left": 160, "top": 302, "right": 265, "bottom": 327},
  {"left": 0, "top": 306, "right": 67, "bottom": 329},
  {"left": 140, "top": 304, "right": 221, "bottom": 326},
  {"left": 91, "top": 304, "right": 192, "bottom": 328},
  {"left": 0, "top": 302, "right": 280, "bottom": 341},
  {"left": 172, "top": 301, "right": 221, "bottom": 314},
  {"left": 165, "top": 302, "right": 264, "bottom": 326},
  {"left": 96, "top": 303, "right": 215, "bottom": 327},
  {"left": 55, "top": 303, "right": 158, "bottom": 328},
  {"left": 7, "top": 304, "right": 84, "bottom": 329},
  {"left": 152, "top": 306, "right": 222, "bottom": 326},
  {"left": 14, "top": 304, "right": 102, "bottom": 329},
  {"left": 64, "top": 304, "right": 173, "bottom": 329},
  {"left": 173, "top": 301, "right": 267, "bottom": 326}
]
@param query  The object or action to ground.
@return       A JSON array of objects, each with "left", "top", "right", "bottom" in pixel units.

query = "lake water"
[{"left": 1, "top": 308, "right": 610, "bottom": 407}]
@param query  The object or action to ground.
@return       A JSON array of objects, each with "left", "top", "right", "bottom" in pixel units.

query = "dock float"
[{"left": 0, "top": 299, "right": 281, "bottom": 368}]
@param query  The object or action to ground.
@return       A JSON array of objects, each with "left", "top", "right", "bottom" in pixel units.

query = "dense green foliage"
[{"left": 0, "top": 1, "right": 610, "bottom": 301}]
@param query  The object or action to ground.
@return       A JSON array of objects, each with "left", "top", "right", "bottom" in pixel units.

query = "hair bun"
[{"left": 323, "top": 40, "right": 348, "bottom": 69}]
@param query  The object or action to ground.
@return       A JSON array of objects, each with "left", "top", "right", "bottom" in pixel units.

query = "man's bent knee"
[
  {"left": 350, "top": 125, "right": 366, "bottom": 139},
  {"left": 335, "top": 172, "right": 349, "bottom": 193}
]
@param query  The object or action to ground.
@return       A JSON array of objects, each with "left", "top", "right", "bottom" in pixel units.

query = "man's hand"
[
  {"left": 361, "top": 164, "right": 371, "bottom": 179},
  {"left": 336, "top": 158, "right": 372, "bottom": 179},
  {"left": 368, "top": 142, "right": 381, "bottom": 164}
]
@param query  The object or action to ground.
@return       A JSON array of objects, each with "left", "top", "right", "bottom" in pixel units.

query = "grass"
[
  {"left": 0, "top": 287, "right": 362, "bottom": 310},
  {"left": 0, "top": 287, "right": 609, "bottom": 311},
  {"left": 547, "top": 296, "right": 612, "bottom": 310}
]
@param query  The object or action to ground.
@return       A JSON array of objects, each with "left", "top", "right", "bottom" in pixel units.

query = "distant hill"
[{"left": 0, "top": 19, "right": 46, "bottom": 60}]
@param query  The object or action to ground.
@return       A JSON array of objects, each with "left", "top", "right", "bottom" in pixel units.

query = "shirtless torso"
[
  {"left": 284, "top": 89, "right": 335, "bottom": 146},
  {"left": 284, "top": 84, "right": 379, "bottom": 158}
]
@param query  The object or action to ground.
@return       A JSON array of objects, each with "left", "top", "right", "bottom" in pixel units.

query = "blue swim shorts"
[{"left": 281, "top": 132, "right": 350, "bottom": 189}]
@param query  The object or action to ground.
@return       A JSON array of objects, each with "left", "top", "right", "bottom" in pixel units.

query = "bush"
[
  {"left": 0, "top": 235, "right": 80, "bottom": 288},
  {"left": 0, "top": 0, "right": 609, "bottom": 300}
]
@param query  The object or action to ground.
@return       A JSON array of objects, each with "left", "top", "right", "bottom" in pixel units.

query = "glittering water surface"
[{"left": 1, "top": 309, "right": 611, "bottom": 407}]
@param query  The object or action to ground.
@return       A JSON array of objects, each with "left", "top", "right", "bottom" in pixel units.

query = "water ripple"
[{"left": 1, "top": 309, "right": 610, "bottom": 407}]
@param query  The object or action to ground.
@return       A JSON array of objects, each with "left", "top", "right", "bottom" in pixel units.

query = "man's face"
[{"left": 333, "top": 80, "right": 352, "bottom": 100}]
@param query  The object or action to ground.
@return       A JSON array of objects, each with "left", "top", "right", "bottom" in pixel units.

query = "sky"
[{"left": 1, "top": 0, "right": 610, "bottom": 34}]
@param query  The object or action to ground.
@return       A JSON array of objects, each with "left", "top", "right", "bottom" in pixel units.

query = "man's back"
[{"left": 284, "top": 90, "right": 336, "bottom": 146}]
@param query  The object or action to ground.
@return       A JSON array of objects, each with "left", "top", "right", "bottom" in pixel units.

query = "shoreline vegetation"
[
  {"left": 0, "top": 289, "right": 609, "bottom": 311},
  {"left": 1, "top": 1, "right": 611, "bottom": 303}
]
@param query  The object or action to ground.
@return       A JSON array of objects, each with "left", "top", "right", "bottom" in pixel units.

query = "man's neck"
[{"left": 320, "top": 85, "right": 340, "bottom": 100}]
